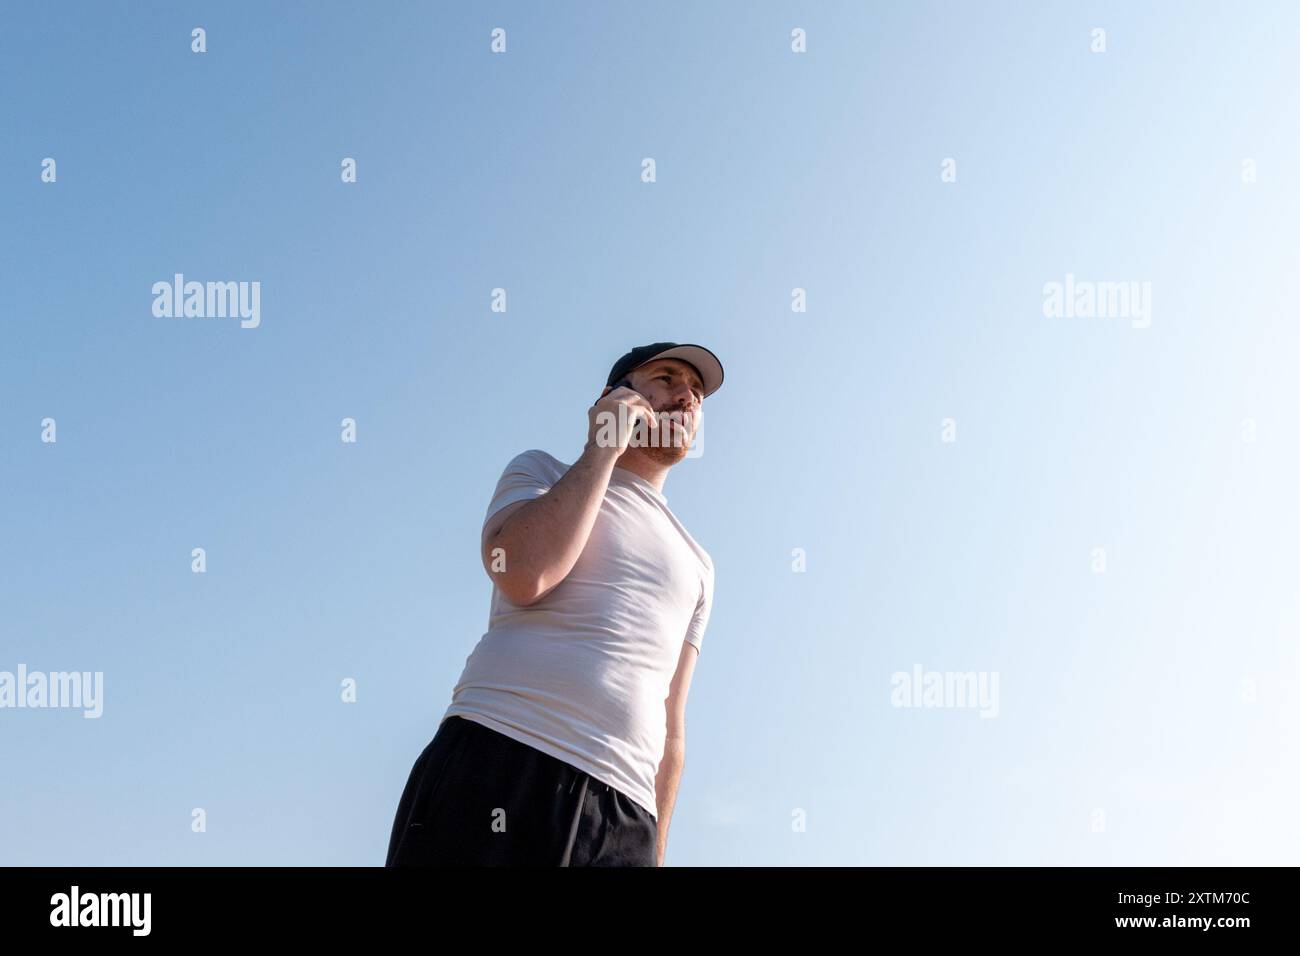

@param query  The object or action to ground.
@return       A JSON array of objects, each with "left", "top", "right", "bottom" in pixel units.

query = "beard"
[
  {"left": 642, "top": 439, "right": 690, "bottom": 465},
  {"left": 639, "top": 414, "right": 692, "bottom": 464}
]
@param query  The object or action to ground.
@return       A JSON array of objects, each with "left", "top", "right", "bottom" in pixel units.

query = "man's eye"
[{"left": 659, "top": 373, "right": 701, "bottom": 400}]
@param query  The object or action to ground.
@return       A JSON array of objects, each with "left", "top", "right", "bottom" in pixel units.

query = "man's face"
[{"left": 610, "top": 357, "right": 704, "bottom": 463}]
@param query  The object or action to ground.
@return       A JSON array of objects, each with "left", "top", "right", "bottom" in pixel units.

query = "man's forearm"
[
  {"left": 654, "top": 736, "right": 686, "bottom": 866},
  {"left": 492, "top": 443, "right": 619, "bottom": 602}
]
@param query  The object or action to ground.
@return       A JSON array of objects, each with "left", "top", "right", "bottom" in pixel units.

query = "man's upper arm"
[
  {"left": 479, "top": 450, "right": 554, "bottom": 576},
  {"left": 481, "top": 499, "right": 532, "bottom": 573},
  {"left": 682, "top": 565, "right": 713, "bottom": 655},
  {"left": 667, "top": 565, "right": 712, "bottom": 737},
  {"left": 665, "top": 639, "right": 699, "bottom": 740}
]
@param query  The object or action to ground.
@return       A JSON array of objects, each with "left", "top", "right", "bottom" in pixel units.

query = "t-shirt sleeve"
[
  {"left": 684, "top": 561, "right": 714, "bottom": 654},
  {"left": 483, "top": 449, "right": 556, "bottom": 529}
]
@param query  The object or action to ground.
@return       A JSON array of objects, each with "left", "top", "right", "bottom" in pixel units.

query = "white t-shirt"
[{"left": 440, "top": 448, "right": 715, "bottom": 820}]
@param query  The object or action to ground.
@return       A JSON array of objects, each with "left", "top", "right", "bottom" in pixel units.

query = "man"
[{"left": 385, "top": 342, "right": 723, "bottom": 867}]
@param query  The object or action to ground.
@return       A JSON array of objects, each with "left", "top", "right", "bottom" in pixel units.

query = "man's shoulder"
[
  {"left": 669, "top": 516, "right": 714, "bottom": 582},
  {"left": 505, "top": 448, "right": 570, "bottom": 477},
  {"left": 698, "top": 546, "right": 715, "bottom": 585},
  {"left": 514, "top": 448, "right": 567, "bottom": 467}
]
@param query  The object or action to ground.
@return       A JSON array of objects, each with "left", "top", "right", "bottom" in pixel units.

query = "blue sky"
[{"left": 2, "top": 1, "right": 1297, "bottom": 865}]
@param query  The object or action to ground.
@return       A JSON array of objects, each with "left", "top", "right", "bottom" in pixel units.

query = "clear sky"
[{"left": 2, "top": 1, "right": 1297, "bottom": 865}]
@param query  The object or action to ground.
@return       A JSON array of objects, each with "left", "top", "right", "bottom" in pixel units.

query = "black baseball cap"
[{"left": 605, "top": 342, "right": 724, "bottom": 399}]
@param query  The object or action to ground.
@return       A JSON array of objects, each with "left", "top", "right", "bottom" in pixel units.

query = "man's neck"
[{"left": 612, "top": 449, "right": 670, "bottom": 494}]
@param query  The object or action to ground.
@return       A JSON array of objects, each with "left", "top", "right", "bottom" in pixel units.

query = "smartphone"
[{"left": 608, "top": 376, "right": 655, "bottom": 442}]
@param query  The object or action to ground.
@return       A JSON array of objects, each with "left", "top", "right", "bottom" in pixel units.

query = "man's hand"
[{"left": 587, "top": 384, "right": 660, "bottom": 456}]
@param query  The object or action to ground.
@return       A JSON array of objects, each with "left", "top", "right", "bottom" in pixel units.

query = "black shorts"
[{"left": 385, "top": 715, "right": 659, "bottom": 867}]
